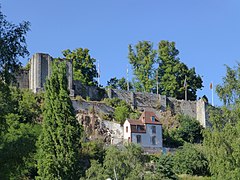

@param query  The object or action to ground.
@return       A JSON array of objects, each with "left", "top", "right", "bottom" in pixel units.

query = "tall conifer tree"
[{"left": 37, "top": 60, "right": 82, "bottom": 180}]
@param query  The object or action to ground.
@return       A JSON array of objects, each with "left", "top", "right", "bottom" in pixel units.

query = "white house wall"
[
  {"left": 123, "top": 121, "right": 131, "bottom": 140},
  {"left": 132, "top": 124, "right": 162, "bottom": 148}
]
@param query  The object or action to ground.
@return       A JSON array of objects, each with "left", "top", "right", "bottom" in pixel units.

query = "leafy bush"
[
  {"left": 172, "top": 143, "right": 209, "bottom": 176},
  {"left": 114, "top": 106, "right": 130, "bottom": 124},
  {"left": 103, "top": 98, "right": 140, "bottom": 123},
  {"left": 163, "top": 115, "right": 203, "bottom": 148},
  {"left": 176, "top": 115, "right": 203, "bottom": 143},
  {"left": 156, "top": 155, "right": 178, "bottom": 180}
]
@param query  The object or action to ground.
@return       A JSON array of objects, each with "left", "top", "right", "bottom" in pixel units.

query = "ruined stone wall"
[
  {"left": 107, "top": 89, "right": 208, "bottom": 127},
  {"left": 167, "top": 97, "right": 197, "bottom": 118},
  {"left": 108, "top": 89, "right": 167, "bottom": 111},
  {"left": 15, "top": 70, "right": 29, "bottom": 89},
  {"left": 20, "top": 52, "right": 208, "bottom": 127},
  {"left": 108, "top": 89, "right": 132, "bottom": 105},
  {"left": 73, "top": 81, "right": 107, "bottom": 101},
  {"left": 28, "top": 53, "right": 74, "bottom": 95},
  {"left": 72, "top": 99, "right": 114, "bottom": 116}
]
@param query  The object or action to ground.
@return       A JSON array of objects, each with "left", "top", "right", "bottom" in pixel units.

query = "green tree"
[
  {"left": 203, "top": 123, "right": 240, "bottom": 179},
  {"left": 80, "top": 140, "right": 106, "bottom": 176},
  {"left": 84, "top": 160, "right": 107, "bottom": 180},
  {"left": 62, "top": 48, "right": 98, "bottom": 86},
  {"left": 10, "top": 88, "right": 42, "bottom": 123},
  {"left": 157, "top": 40, "right": 203, "bottom": 100},
  {"left": 163, "top": 115, "right": 203, "bottom": 148},
  {"left": 162, "top": 127, "right": 183, "bottom": 148},
  {"left": 0, "top": 8, "right": 30, "bottom": 84},
  {"left": 0, "top": 81, "right": 11, "bottom": 136},
  {"left": 107, "top": 77, "right": 118, "bottom": 89},
  {"left": 173, "top": 143, "right": 209, "bottom": 176},
  {"left": 114, "top": 106, "right": 130, "bottom": 125},
  {"left": 156, "top": 155, "right": 178, "bottom": 180},
  {"left": 216, "top": 64, "right": 240, "bottom": 106},
  {"left": 0, "top": 113, "right": 41, "bottom": 179},
  {"left": 203, "top": 63, "right": 240, "bottom": 179},
  {"left": 128, "top": 41, "right": 157, "bottom": 92},
  {"left": 118, "top": 77, "right": 133, "bottom": 90},
  {"left": 107, "top": 77, "right": 133, "bottom": 90},
  {"left": 37, "top": 60, "right": 82, "bottom": 179},
  {"left": 103, "top": 144, "right": 146, "bottom": 180},
  {"left": 175, "top": 115, "right": 203, "bottom": 143},
  {"left": 0, "top": 86, "right": 43, "bottom": 179}
]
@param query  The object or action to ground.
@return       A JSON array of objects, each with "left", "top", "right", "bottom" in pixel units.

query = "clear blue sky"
[{"left": 2, "top": 0, "right": 240, "bottom": 106}]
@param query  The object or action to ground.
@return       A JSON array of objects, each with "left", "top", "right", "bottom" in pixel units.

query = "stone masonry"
[
  {"left": 18, "top": 52, "right": 209, "bottom": 128},
  {"left": 28, "top": 53, "right": 74, "bottom": 95}
]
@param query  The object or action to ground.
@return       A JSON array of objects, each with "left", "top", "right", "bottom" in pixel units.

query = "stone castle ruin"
[
  {"left": 17, "top": 53, "right": 209, "bottom": 128},
  {"left": 18, "top": 53, "right": 74, "bottom": 95}
]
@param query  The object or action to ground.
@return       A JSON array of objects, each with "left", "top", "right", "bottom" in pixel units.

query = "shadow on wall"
[{"left": 73, "top": 80, "right": 107, "bottom": 101}]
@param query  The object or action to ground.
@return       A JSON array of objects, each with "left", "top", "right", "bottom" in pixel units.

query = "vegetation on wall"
[{"left": 103, "top": 97, "right": 140, "bottom": 124}]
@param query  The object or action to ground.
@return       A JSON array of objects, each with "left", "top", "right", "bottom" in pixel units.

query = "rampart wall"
[
  {"left": 17, "top": 52, "right": 209, "bottom": 128},
  {"left": 107, "top": 89, "right": 208, "bottom": 127}
]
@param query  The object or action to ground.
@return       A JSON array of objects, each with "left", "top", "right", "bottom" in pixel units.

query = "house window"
[
  {"left": 151, "top": 116, "right": 155, "bottom": 122},
  {"left": 137, "top": 125, "right": 140, "bottom": 131},
  {"left": 152, "top": 126, "right": 156, "bottom": 134},
  {"left": 126, "top": 126, "right": 128, "bottom": 133},
  {"left": 136, "top": 135, "right": 141, "bottom": 144},
  {"left": 152, "top": 136, "right": 156, "bottom": 145}
]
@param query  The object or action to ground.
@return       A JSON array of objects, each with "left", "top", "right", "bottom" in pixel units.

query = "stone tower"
[
  {"left": 29, "top": 53, "right": 74, "bottom": 95},
  {"left": 29, "top": 53, "right": 52, "bottom": 93}
]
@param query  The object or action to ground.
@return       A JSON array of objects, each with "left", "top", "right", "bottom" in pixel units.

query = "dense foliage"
[
  {"left": 0, "top": 10, "right": 41, "bottom": 179},
  {"left": 107, "top": 77, "right": 133, "bottom": 90},
  {"left": 203, "top": 63, "right": 240, "bottom": 179},
  {"left": 155, "top": 154, "right": 178, "bottom": 180},
  {"left": 103, "top": 98, "right": 140, "bottom": 124},
  {"left": 128, "top": 41, "right": 157, "bottom": 92},
  {"left": 36, "top": 60, "right": 82, "bottom": 179},
  {"left": 0, "top": 87, "right": 42, "bottom": 179},
  {"left": 0, "top": 8, "right": 30, "bottom": 84},
  {"left": 62, "top": 48, "right": 98, "bottom": 86},
  {"left": 128, "top": 40, "right": 203, "bottom": 100},
  {"left": 163, "top": 115, "right": 203, "bottom": 148},
  {"left": 173, "top": 143, "right": 209, "bottom": 176},
  {"left": 83, "top": 144, "right": 172, "bottom": 180},
  {"left": 157, "top": 40, "right": 203, "bottom": 100},
  {"left": 215, "top": 64, "right": 240, "bottom": 106}
]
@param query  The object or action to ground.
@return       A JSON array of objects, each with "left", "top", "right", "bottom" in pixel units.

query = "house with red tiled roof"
[{"left": 123, "top": 111, "right": 163, "bottom": 150}]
